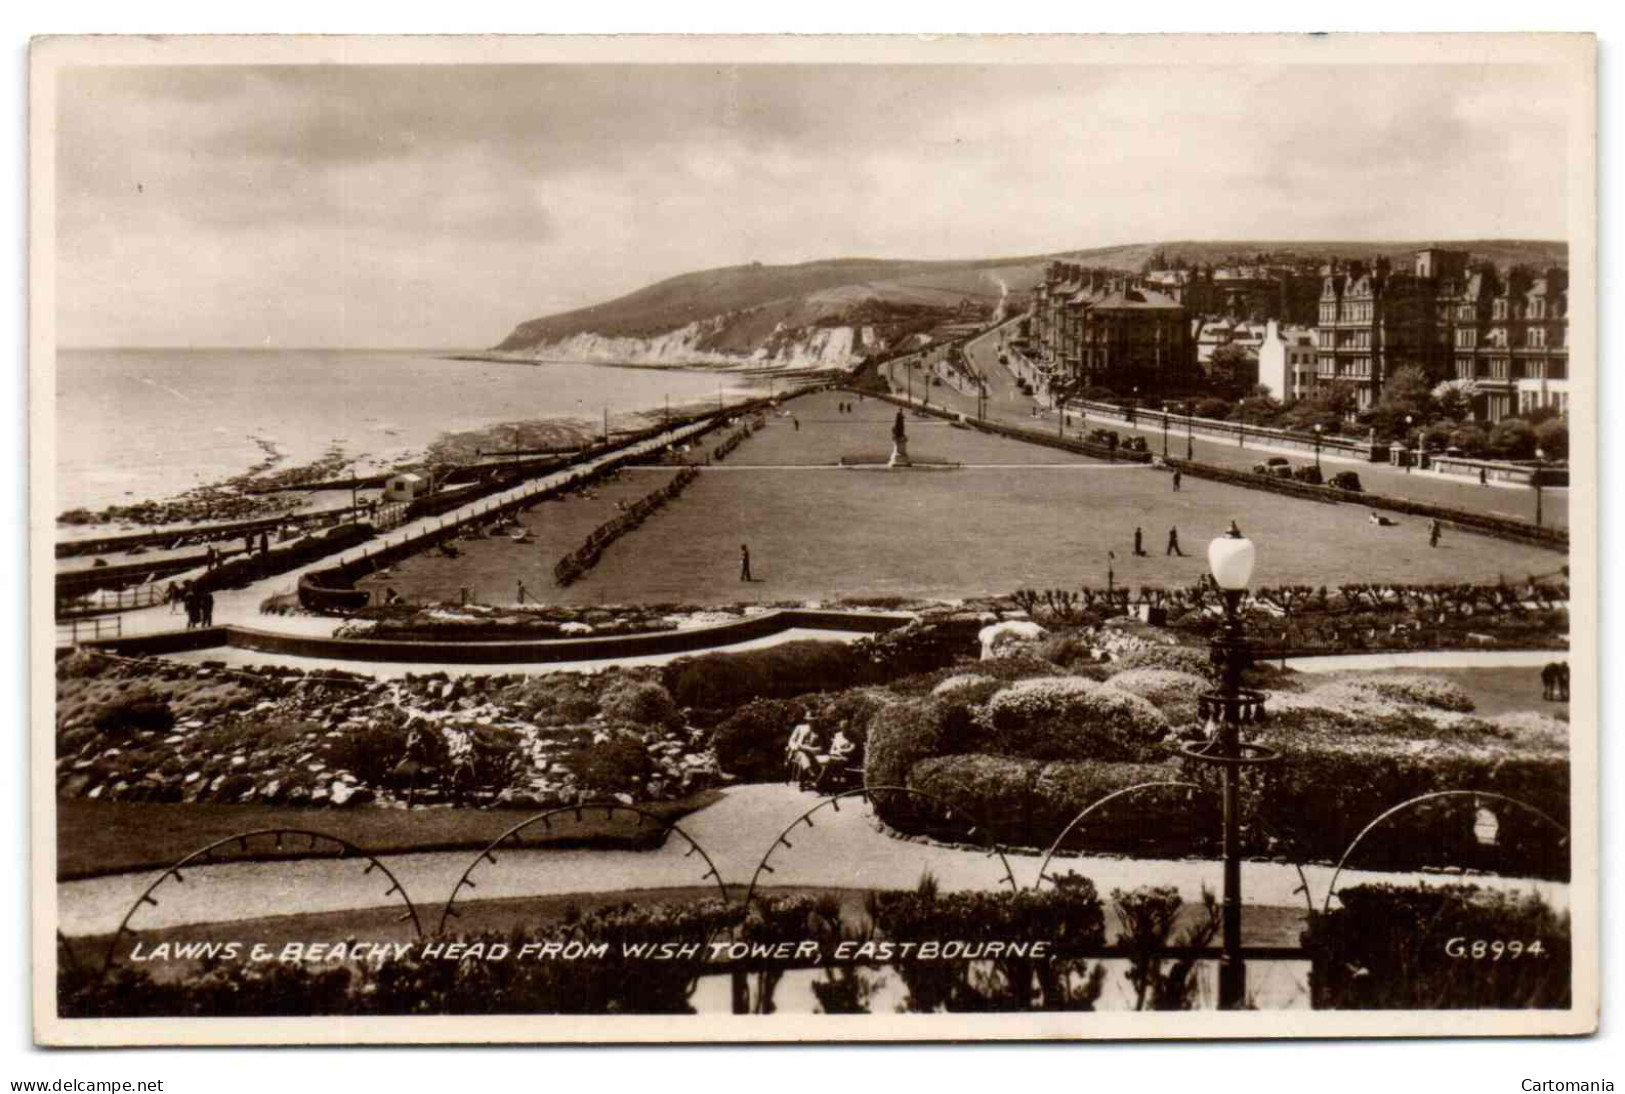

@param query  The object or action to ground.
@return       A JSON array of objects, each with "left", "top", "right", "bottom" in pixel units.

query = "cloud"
[{"left": 55, "top": 62, "right": 1572, "bottom": 348}]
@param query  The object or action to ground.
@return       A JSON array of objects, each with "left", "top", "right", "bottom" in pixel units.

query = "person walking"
[
  {"left": 1172, "top": 469, "right": 1182, "bottom": 492},
  {"left": 201, "top": 590, "right": 215, "bottom": 627},
  {"left": 1429, "top": 519, "right": 1442, "bottom": 548},
  {"left": 1166, "top": 527, "right": 1185, "bottom": 557},
  {"left": 517, "top": 579, "right": 529, "bottom": 604},
  {"left": 1134, "top": 527, "right": 1147, "bottom": 557},
  {"left": 792, "top": 416, "right": 800, "bottom": 432},
  {"left": 740, "top": 543, "right": 753, "bottom": 582}
]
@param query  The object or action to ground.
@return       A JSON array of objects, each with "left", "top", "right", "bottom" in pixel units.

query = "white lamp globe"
[{"left": 1208, "top": 528, "right": 1256, "bottom": 591}]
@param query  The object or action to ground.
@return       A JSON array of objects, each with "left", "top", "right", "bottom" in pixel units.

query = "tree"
[
  {"left": 1208, "top": 343, "right": 1255, "bottom": 391},
  {"left": 1370, "top": 364, "right": 1436, "bottom": 439},
  {"left": 1534, "top": 417, "right": 1569, "bottom": 460},
  {"left": 1432, "top": 378, "right": 1482, "bottom": 423},
  {"left": 1487, "top": 418, "right": 1537, "bottom": 460}
]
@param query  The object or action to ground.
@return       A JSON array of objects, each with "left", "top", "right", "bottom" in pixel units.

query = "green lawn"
[
  {"left": 1319, "top": 665, "right": 1569, "bottom": 719},
  {"left": 350, "top": 389, "right": 1564, "bottom": 608},
  {"left": 56, "top": 793, "right": 721, "bottom": 882}
]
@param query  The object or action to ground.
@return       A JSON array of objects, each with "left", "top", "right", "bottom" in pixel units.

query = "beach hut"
[{"left": 383, "top": 471, "right": 428, "bottom": 503}]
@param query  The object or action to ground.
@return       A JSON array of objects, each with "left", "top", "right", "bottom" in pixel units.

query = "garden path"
[{"left": 58, "top": 783, "right": 1567, "bottom": 938}]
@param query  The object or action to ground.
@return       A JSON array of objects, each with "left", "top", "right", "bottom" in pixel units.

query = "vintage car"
[{"left": 1329, "top": 470, "right": 1365, "bottom": 492}]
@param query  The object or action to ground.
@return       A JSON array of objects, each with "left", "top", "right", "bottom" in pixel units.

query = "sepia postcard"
[{"left": 29, "top": 32, "right": 1598, "bottom": 1045}]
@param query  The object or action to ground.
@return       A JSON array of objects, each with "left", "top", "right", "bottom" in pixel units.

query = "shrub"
[
  {"left": 1176, "top": 705, "right": 1570, "bottom": 874},
  {"left": 930, "top": 674, "right": 1002, "bottom": 705},
  {"left": 325, "top": 721, "right": 411, "bottom": 788},
  {"left": 1309, "top": 673, "right": 1475, "bottom": 713},
  {"left": 711, "top": 698, "right": 805, "bottom": 781},
  {"left": 506, "top": 674, "right": 601, "bottom": 725},
  {"left": 91, "top": 690, "right": 175, "bottom": 741},
  {"left": 1031, "top": 632, "right": 1105, "bottom": 670},
  {"left": 566, "top": 733, "right": 653, "bottom": 794},
  {"left": 1304, "top": 884, "right": 1571, "bottom": 1009},
  {"left": 867, "top": 876, "right": 1108, "bottom": 1012},
  {"left": 664, "top": 641, "right": 868, "bottom": 710},
  {"left": 808, "top": 687, "right": 894, "bottom": 748},
  {"left": 865, "top": 698, "right": 971, "bottom": 790},
  {"left": 1028, "top": 760, "right": 1206, "bottom": 851},
  {"left": 975, "top": 678, "right": 1169, "bottom": 763},
  {"left": 906, "top": 754, "right": 1045, "bottom": 841},
  {"left": 1105, "top": 669, "right": 1209, "bottom": 723},
  {"left": 1110, "top": 644, "right": 1215, "bottom": 679},
  {"left": 599, "top": 679, "right": 681, "bottom": 729},
  {"left": 56, "top": 650, "right": 111, "bottom": 681}
]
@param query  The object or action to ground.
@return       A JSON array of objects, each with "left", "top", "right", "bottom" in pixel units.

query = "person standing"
[
  {"left": 202, "top": 590, "right": 215, "bottom": 627},
  {"left": 792, "top": 416, "right": 800, "bottom": 432},
  {"left": 1429, "top": 519, "right": 1442, "bottom": 548},
  {"left": 517, "top": 579, "right": 529, "bottom": 604},
  {"left": 1134, "top": 527, "right": 1146, "bottom": 557},
  {"left": 1166, "top": 527, "right": 1185, "bottom": 557},
  {"left": 1172, "top": 469, "right": 1182, "bottom": 492},
  {"left": 740, "top": 543, "right": 753, "bottom": 582},
  {"left": 259, "top": 530, "right": 270, "bottom": 557}
]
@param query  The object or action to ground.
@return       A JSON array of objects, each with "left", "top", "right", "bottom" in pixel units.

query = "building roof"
[{"left": 1092, "top": 287, "right": 1181, "bottom": 310}]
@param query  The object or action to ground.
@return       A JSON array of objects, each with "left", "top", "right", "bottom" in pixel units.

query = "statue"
[{"left": 888, "top": 408, "right": 911, "bottom": 468}]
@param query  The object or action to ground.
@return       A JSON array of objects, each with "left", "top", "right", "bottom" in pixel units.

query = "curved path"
[{"left": 58, "top": 782, "right": 1567, "bottom": 938}]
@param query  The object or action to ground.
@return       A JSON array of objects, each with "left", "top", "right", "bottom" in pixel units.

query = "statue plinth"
[{"left": 888, "top": 437, "right": 912, "bottom": 468}]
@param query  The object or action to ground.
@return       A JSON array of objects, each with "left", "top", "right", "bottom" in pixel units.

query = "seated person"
[
  {"left": 786, "top": 722, "right": 822, "bottom": 787},
  {"left": 827, "top": 727, "right": 857, "bottom": 763}
]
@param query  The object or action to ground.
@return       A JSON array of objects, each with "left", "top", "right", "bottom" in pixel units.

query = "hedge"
[
  {"left": 1176, "top": 705, "right": 1570, "bottom": 876},
  {"left": 865, "top": 697, "right": 976, "bottom": 792},
  {"left": 1304, "top": 883, "right": 1571, "bottom": 1009},
  {"left": 906, "top": 754, "right": 1045, "bottom": 840},
  {"left": 665, "top": 640, "right": 870, "bottom": 711},
  {"left": 1028, "top": 759, "right": 1213, "bottom": 852}
]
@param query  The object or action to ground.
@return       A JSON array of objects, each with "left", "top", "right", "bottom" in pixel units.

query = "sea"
[{"left": 53, "top": 348, "right": 761, "bottom": 517}]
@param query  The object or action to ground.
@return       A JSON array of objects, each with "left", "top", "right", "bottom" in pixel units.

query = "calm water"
[{"left": 54, "top": 348, "right": 758, "bottom": 514}]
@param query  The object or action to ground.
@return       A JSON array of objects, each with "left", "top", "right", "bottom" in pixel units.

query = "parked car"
[
  {"left": 1329, "top": 470, "right": 1364, "bottom": 492},
  {"left": 1292, "top": 465, "right": 1324, "bottom": 485},
  {"left": 1253, "top": 456, "right": 1293, "bottom": 479}
]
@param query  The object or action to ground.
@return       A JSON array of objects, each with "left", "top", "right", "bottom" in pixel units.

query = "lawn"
[
  {"left": 357, "top": 467, "right": 677, "bottom": 607},
  {"left": 347, "top": 388, "right": 1565, "bottom": 609},
  {"left": 56, "top": 793, "right": 720, "bottom": 882},
  {"left": 1317, "top": 665, "right": 1569, "bottom": 719}
]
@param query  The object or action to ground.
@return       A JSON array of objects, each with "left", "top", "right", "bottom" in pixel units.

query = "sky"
[{"left": 54, "top": 62, "right": 1574, "bottom": 349}]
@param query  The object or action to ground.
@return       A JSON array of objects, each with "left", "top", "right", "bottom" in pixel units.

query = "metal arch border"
[
  {"left": 1320, "top": 790, "right": 1570, "bottom": 915},
  {"left": 436, "top": 801, "right": 729, "bottom": 935},
  {"left": 1030, "top": 780, "right": 1322, "bottom": 918},
  {"left": 1030, "top": 780, "right": 1209, "bottom": 891},
  {"left": 102, "top": 828, "right": 424, "bottom": 974},
  {"left": 741, "top": 785, "right": 1019, "bottom": 909}
]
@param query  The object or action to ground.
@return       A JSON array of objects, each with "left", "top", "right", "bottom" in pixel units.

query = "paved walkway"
[
  {"left": 56, "top": 782, "right": 1568, "bottom": 937},
  {"left": 1284, "top": 649, "right": 1566, "bottom": 674},
  {"left": 158, "top": 625, "right": 871, "bottom": 678}
]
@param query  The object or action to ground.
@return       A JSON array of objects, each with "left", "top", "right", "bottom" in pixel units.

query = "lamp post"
[
  {"left": 1404, "top": 414, "right": 1415, "bottom": 473},
  {"left": 1186, "top": 401, "right": 1194, "bottom": 460},
  {"left": 1534, "top": 446, "right": 1546, "bottom": 528},
  {"left": 1181, "top": 522, "right": 1279, "bottom": 1010},
  {"left": 1313, "top": 423, "right": 1323, "bottom": 475},
  {"left": 1162, "top": 410, "right": 1170, "bottom": 459}
]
